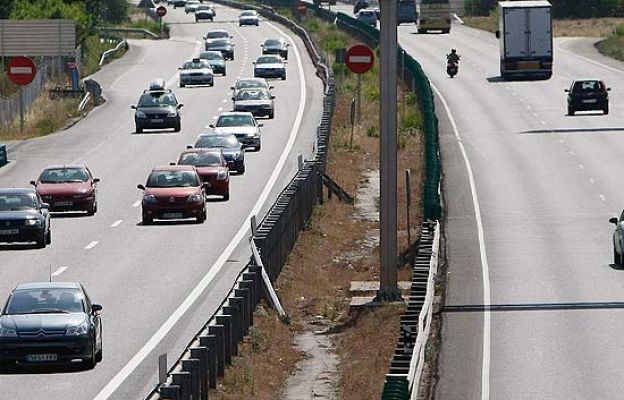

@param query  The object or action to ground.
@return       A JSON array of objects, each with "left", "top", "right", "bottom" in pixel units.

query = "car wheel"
[
  {"left": 174, "top": 121, "right": 181, "bottom": 132},
  {"left": 567, "top": 106, "right": 575, "bottom": 116},
  {"left": 256, "top": 22, "right": 259, "bottom": 26},
  {"left": 223, "top": 192, "right": 229, "bottom": 201},
  {"left": 238, "top": 166, "right": 245, "bottom": 175},
  {"left": 96, "top": 347, "right": 103, "bottom": 363},
  {"left": 255, "top": 144, "right": 261, "bottom": 152},
  {"left": 36, "top": 230, "right": 46, "bottom": 248},
  {"left": 180, "top": 83, "right": 185, "bottom": 88},
  {"left": 46, "top": 228, "right": 51, "bottom": 245},
  {"left": 195, "top": 17, "right": 199, "bottom": 22},
  {"left": 604, "top": 105, "right": 609, "bottom": 115},
  {"left": 142, "top": 213, "right": 153, "bottom": 225},
  {"left": 223, "top": 69, "right": 227, "bottom": 76},
  {"left": 87, "top": 200, "right": 97, "bottom": 216},
  {"left": 281, "top": 73, "right": 286, "bottom": 80},
  {"left": 83, "top": 344, "right": 96, "bottom": 370},
  {"left": 269, "top": 111, "right": 274, "bottom": 119},
  {"left": 136, "top": 125, "right": 143, "bottom": 133},
  {"left": 196, "top": 208, "right": 206, "bottom": 223},
  {"left": 615, "top": 248, "right": 620, "bottom": 265}
]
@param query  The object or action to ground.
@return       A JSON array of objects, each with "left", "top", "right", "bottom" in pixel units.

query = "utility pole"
[{"left": 376, "top": 0, "right": 401, "bottom": 301}]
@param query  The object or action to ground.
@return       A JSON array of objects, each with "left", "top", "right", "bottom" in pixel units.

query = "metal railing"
[
  {"left": 98, "top": 27, "right": 160, "bottom": 39},
  {"left": 99, "top": 39, "right": 129, "bottom": 67}
]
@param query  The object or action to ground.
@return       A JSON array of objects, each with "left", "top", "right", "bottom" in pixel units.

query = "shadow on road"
[
  {"left": 519, "top": 127, "right": 624, "bottom": 135},
  {"left": 0, "top": 362, "right": 87, "bottom": 375}
]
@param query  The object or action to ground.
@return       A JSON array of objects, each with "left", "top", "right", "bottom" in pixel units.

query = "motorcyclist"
[{"left": 446, "top": 49, "right": 461, "bottom": 64}]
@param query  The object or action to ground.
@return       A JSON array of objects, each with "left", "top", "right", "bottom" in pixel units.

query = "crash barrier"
[
  {"left": 99, "top": 39, "right": 129, "bottom": 67},
  {"left": 98, "top": 27, "right": 159, "bottom": 40},
  {"left": 380, "top": 221, "right": 439, "bottom": 399},
  {"left": 144, "top": 3, "right": 335, "bottom": 399},
  {"left": 0, "top": 145, "right": 7, "bottom": 168}
]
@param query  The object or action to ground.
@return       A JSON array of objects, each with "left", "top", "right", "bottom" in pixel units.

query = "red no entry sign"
[
  {"left": 6, "top": 56, "right": 36, "bottom": 85},
  {"left": 346, "top": 44, "right": 374, "bottom": 74},
  {"left": 156, "top": 5, "right": 167, "bottom": 17}
]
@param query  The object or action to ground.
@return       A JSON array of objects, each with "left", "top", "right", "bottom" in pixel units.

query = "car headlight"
[
  {"left": 66, "top": 321, "right": 89, "bottom": 336},
  {"left": 167, "top": 112, "right": 178, "bottom": 118},
  {"left": 187, "top": 194, "right": 203, "bottom": 203},
  {"left": 24, "top": 218, "right": 40, "bottom": 226},
  {"left": 217, "top": 170, "right": 228, "bottom": 180},
  {"left": 143, "top": 194, "right": 157, "bottom": 204},
  {"left": 136, "top": 111, "right": 147, "bottom": 118},
  {"left": 0, "top": 326, "right": 17, "bottom": 337}
]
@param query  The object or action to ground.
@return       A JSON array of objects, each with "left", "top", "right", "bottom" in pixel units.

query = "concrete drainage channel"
[{"left": 144, "top": 3, "right": 335, "bottom": 400}]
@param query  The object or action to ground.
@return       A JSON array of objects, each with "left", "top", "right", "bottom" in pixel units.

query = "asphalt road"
[
  {"left": 0, "top": 5, "right": 323, "bottom": 400},
  {"left": 396, "top": 23, "right": 624, "bottom": 400}
]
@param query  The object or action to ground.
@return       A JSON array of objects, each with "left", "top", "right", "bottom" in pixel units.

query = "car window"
[
  {"left": 138, "top": 93, "right": 178, "bottom": 107},
  {"left": 206, "top": 31, "right": 229, "bottom": 39},
  {"left": 178, "top": 152, "right": 223, "bottom": 166},
  {"left": 241, "top": 11, "right": 255, "bottom": 16},
  {"left": 196, "top": 135, "right": 240, "bottom": 148},
  {"left": 236, "top": 90, "right": 269, "bottom": 100},
  {"left": 0, "top": 194, "right": 37, "bottom": 211},
  {"left": 257, "top": 56, "right": 281, "bottom": 64},
  {"left": 216, "top": 115, "right": 255, "bottom": 127},
  {"left": 146, "top": 170, "right": 200, "bottom": 187},
  {"left": 200, "top": 52, "right": 223, "bottom": 60},
  {"left": 40, "top": 168, "right": 89, "bottom": 183},
  {"left": 183, "top": 60, "right": 209, "bottom": 69},
  {"left": 209, "top": 39, "right": 229, "bottom": 47},
  {"left": 5, "top": 288, "right": 84, "bottom": 315},
  {"left": 573, "top": 81, "right": 601, "bottom": 92},
  {"left": 236, "top": 80, "right": 265, "bottom": 90}
]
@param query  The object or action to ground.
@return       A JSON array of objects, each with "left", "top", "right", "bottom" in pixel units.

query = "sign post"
[
  {"left": 6, "top": 56, "right": 36, "bottom": 132},
  {"left": 345, "top": 44, "right": 374, "bottom": 125},
  {"left": 156, "top": 6, "right": 167, "bottom": 38}
]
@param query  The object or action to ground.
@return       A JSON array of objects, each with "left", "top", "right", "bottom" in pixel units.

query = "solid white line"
[
  {"left": 51, "top": 266, "right": 68, "bottom": 276},
  {"left": 579, "top": 164, "right": 584, "bottom": 170},
  {"left": 600, "top": 194, "right": 607, "bottom": 202},
  {"left": 84, "top": 241, "right": 98, "bottom": 250},
  {"left": 569, "top": 150, "right": 575, "bottom": 156},
  {"left": 93, "top": 18, "right": 308, "bottom": 400},
  {"left": 222, "top": 99, "right": 227, "bottom": 103},
  {"left": 132, "top": 200, "right": 141, "bottom": 207},
  {"left": 430, "top": 82, "right": 491, "bottom": 400},
  {"left": 590, "top": 178, "right": 596, "bottom": 184},
  {"left": 111, "top": 220, "right": 123, "bottom": 228},
  {"left": 557, "top": 41, "right": 624, "bottom": 75}
]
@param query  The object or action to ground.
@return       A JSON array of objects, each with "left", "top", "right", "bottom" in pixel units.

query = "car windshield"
[
  {"left": 236, "top": 90, "right": 270, "bottom": 101},
  {"left": 241, "top": 11, "right": 255, "bottom": 16},
  {"left": 236, "top": 80, "right": 265, "bottom": 90},
  {"left": 146, "top": 170, "right": 199, "bottom": 187},
  {"left": 39, "top": 168, "right": 89, "bottom": 183},
  {"left": 138, "top": 93, "right": 178, "bottom": 107},
  {"left": 264, "top": 39, "right": 283, "bottom": 47},
  {"left": 178, "top": 152, "right": 223, "bottom": 166},
  {"left": 257, "top": 56, "right": 280, "bottom": 64},
  {"left": 200, "top": 52, "right": 223, "bottom": 61},
  {"left": 573, "top": 81, "right": 602, "bottom": 92},
  {"left": 216, "top": 115, "right": 255, "bottom": 127},
  {"left": 0, "top": 194, "right": 37, "bottom": 211},
  {"left": 197, "top": 5, "right": 211, "bottom": 10},
  {"left": 183, "top": 60, "right": 209, "bottom": 69},
  {"left": 5, "top": 288, "right": 84, "bottom": 315},
  {"left": 195, "top": 135, "right": 240, "bottom": 148},
  {"left": 206, "top": 31, "right": 228, "bottom": 39}
]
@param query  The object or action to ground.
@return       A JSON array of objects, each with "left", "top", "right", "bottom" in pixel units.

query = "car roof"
[
  {"left": 181, "top": 147, "right": 223, "bottom": 154},
  {"left": 152, "top": 165, "right": 197, "bottom": 172},
  {"left": 14, "top": 282, "right": 81, "bottom": 291},
  {"left": 0, "top": 188, "right": 36, "bottom": 195},
  {"left": 197, "top": 132, "right": 238, "bottom": 139},
  {"left": 217, "top": 111, "right": 255, "bottom": 117},
  {"left": 42, "top": 164, "right": 87, "bottom": 170},
  {"left": 207, "top": 29, "right": 228, "bottom": 34}
]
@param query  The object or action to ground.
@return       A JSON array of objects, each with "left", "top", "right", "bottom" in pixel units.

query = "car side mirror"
[
  {"left": 91, "top": 304, "right": 102, "bottom": 315},
  {"left": 495, "top": 30, "right": 500, "bottom": 39},
  {"left": 137, "top": 184, "right": 146, "bottom": 190},
  {"left": 252, "top": 61, "right": 256, "bottom": 64},
  {"left": 607, "top": 87, "right": 612, "bottom": 91},
  {"left": 271, "top": 95, "right": 275, "bottom": 99},
  {"left": 209, "top": 124, "right": 215, "bottom": 128},
  {"left": 178, "top": 104, "right": 184, "bottom": 108},
  {"left": 286, "top": 43, "right": 290, "bottom": 46},
  {"left": 93, "top": 178, "right": 100, "bottom": 183},
  {"left": 41, "top": 203, "right": 50, "bottom": 209},
  {"left": 564, "top": 89, "right": 569, "bottom": 92},
  {"left": 29, "top": 180, "right": 36, "bottom": 186},
  {"left": 202, "top": 182, "right": 211, "bottom": 189},
  {"left": 230, "top": 35, "right": 234, "bottom": 38},
  {"left": 258, "top": 123, "right": 264, "bottom": 127},
  {"left": 231, "top": 97, "right": 235, "bottom": 100},
  {"left": 131, "top": 105, "right": 137, "bottom": 109},
  {"left": 169, "top": 162, "right": 176, "bottom": 166},
  {"left": 269, "top": 85, "right": 274, "bottom": 89},
  {"left": 186, "top": 145, "right": 194, "bottom": 149},
  {"left": 610, "top": 217, "right": 619, "bottom": 225},
  {"left": 230, "top": 86, "right": 235, "bottom": 90}
]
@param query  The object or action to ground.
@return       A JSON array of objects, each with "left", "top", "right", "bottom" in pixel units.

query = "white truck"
[{"left": 496, "top": 1, "right": 552, "bottom": 80}]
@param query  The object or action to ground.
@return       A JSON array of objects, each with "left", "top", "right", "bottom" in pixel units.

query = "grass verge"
[{"left": 209, "top": 13, "right": 423, "bottom": 399}]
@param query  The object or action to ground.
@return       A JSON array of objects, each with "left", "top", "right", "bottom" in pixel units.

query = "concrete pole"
[{"left": 376, "top": 0, "right": 401, "bottom": 301}]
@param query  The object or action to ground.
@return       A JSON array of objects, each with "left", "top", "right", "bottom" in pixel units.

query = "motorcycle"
[{"left": 447, "top": 59, "right": 459, "bottom": 78}]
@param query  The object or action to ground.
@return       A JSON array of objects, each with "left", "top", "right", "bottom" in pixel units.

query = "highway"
[{"left": 0, "top": 4, "right": 323, "bottom": 400}]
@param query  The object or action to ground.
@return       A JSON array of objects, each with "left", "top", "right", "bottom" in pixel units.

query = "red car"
[
  {"left": 177, "top": 148, "right": 230, "bottom": 200},
  {"left": 30, "top": 164, "right": 99, "bottom": 215},
  {"left": 137, "top": 165, "right": 207, "bottom": 225}
]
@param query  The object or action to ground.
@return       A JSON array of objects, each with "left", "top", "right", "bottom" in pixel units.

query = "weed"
[{"left": 366, "top": 126, "right": 379, "bottom": 137}]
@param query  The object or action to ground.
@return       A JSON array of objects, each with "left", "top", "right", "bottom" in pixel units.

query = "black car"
[
  {"left": 566, "top": 79, "right": 610, "bottom": 116},
  {"left": 192, "top": 134, "right": 246, "bottom": 174},
  {"left": 0, "top": 282, "right": 102, "bottom": 369},
  {"left": 261, "top": 38, "right": 289, "bottom": 60},
  {"left": 354, "top": 0, "right": 369, "bottom": 14},
  {"left": 0, "top": 188, "right": 51, "bottom": 248},
  {"left": 172, "top": 0, "right": 187, "bottom": 8},
  {"left": 232, "top": 88, "right": 275, "bottom": 119},
  {"left": 205, "top": 39, "right": 235, "bottom": 61},
  {"left": 132, "top": 89, "right": 183, "bottom": 133}
]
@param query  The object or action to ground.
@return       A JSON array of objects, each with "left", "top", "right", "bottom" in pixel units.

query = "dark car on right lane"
[
  {"left": 566, "top": 79, "right": 610, "bottom": 116},
  {"left": 192, "top": 134, "right": 246, "bottom": 174},
  {"left": 261, "top": 38, "right": 289, "bottom": 60},
  {"left": 0, "top": 188, "right": 51, "bottom": 248}
]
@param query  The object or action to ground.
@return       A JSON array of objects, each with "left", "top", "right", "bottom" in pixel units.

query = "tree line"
[{"left": 465, "top": 0, "right": 624, "bottom": 18}]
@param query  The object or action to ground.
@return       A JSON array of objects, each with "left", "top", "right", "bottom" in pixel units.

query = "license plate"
[
  {"left": 55, "top": 201, "right": 73, "bottom": 206},
  {"left": 162, "top": 212, "right": 183, "bottom": 219},
  {"left": 0, "top": 229, "right": 18, "bottom": 235},
  {"left": 151, "top": 118, "right": 164, "bottom": 123},
  {"left": 582, "top": 99, "right": 597, "bottom": 103},
  {"left": 518, "top": 61, "right": 539, "bottom": 69},
  {"left": 26, "top": 354, "right": 57, "bottom": 362}
]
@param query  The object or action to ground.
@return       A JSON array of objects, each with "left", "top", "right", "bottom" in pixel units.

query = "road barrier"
[
  {"left": 144, "top": 3, "right": 335, "bottom": 399},
  {"left": 99, "top": 39, "right": 129, "bottom": 67}
]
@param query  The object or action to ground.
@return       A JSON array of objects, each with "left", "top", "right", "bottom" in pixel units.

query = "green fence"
[{"left": 0, "top": 145, "right": 7, "bottom": 168}]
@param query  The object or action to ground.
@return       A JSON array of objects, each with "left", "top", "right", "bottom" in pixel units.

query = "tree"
[{"left": 102, "top": 0, "right": 129, "bottom": 24}]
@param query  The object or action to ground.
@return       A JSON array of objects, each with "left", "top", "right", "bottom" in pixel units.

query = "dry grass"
[
  {"left": 464, "top": 16, "right": 624, "bottom": 37},
  {"left": 0, "top": 91, "right": 82, "bottom": 141}
]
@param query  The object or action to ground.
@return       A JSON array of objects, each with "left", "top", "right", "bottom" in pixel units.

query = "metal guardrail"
[
  {"left": 78, "top": 92, "right": 91, "bottom": 111},
  {"left": 0, "top": 144, "right": 7, "bottom": 168},
  {"left": 99, "top": 27, "right": 159, "bottom": 39},
  {"left": 99, "top": 39, "right": 129, "bottom": 67}
]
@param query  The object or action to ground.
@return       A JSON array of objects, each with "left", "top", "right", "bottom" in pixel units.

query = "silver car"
[
  {"left": 179, "top": 58, "right": 214, "bottom": 87},
  {"left": 239, "top": 10, "right": 260, "bottom": 26},
  {"left": 208, "top": 112, "right": 263, "bottom": 151},
  {"left": 253, "top": 55, "right": 287, "bottom": 80},
  {"left": 230, "top": 78, "right": 274, "bottom": 97},
  {"left": 232, "top": 88, "right": 275, "bottom": 119}
]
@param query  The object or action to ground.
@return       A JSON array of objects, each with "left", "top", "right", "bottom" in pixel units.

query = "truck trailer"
[{"left": 496, "top": 1, "right": 553, "bottom": 80}]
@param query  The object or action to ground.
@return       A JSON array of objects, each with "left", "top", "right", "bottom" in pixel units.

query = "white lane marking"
[
  {"left": 430, "top": 82, "right": 491, "bottom": 400},
  {"left": 531, "top": 112, "right": 539, "bottom": 118},
  {"left": 526, "top": 105, "right": 532, "bottom": 110},
  {"left": 590, "top": 178, "right": 596, "bottom": 184},
  {"left": 558, "top": 42, "right": 624, "bottom": 75},
  {"left": 167, "top": 41, "right": 202, "bottom": 88},
  {"left": 218, "top": 107, "right": 223, "bottom": 112},
  {"left": 111, "top": 220, "right": 123, "bottom": 228},
  {"left": 84, "top": 241, "right": 98, "bottom": 250},
  {"left": 93, "top": 19, "right": 308, "bottom": 400},
  {"left": 540, "top": 120, "right": 547, "bottom": 125},
  {"left": 600, "top": 194, "right": 607, "bottom": 202},
  {"left": 212, "top": 115, "right": 218, "bottom": 119},
  {"left": 579, "top": 164, "right": 585, "bottom": 170},
  {"left": 222, "top": 99, "right": 228, "bottom": 103},
  {"left": 559, "top": 139, "right": 565, "bottom": 144},
  {"left": 51, "top": 266, "right": 68, "bottom": 276},
  {"left": 132, "top": 200, "right": 141, "bottom": 207},
  {"left": 512, "top": 92, "right": 517, "bottom": 96},
  {"left": 569, "top": 150, "right": 575, "bottom": 156}
]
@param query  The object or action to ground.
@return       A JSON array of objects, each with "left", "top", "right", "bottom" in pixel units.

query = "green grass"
[{"left": 596, "top": 34, "right": 624, "bottom": 62}]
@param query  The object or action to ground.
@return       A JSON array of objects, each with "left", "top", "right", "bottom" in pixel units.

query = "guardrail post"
[
  {"left": 243, "top": 269, "right": 261, "bottom": 304},
  {"left": 230, "top": 296, "right": 246, "bottom": 338},
  {"left": 199, "top": 335, "right": 218, "bottom": 389},
  {"left": 159, "top": 384, "right": 181, "bottom": 400},
  {"left": 222, "top": 305, "right": 239, "bottom": 356},
  {"left": 237, "top": 284, "right": 253, "bottom": 330},
  {"left": 215, "top": 315, "right": 232, "bottom": 365},
  {"left": 171, "top": 371, "right": 192, "bottom": 400},
  {"left": 181, "top": 358, "right": 201, "bottom": 399},
  {"left": 190, "top": 347, "right": 209, "bottom": 400},
  {"left": 207, "top": 325, "right": 225, "bottom": 377}
]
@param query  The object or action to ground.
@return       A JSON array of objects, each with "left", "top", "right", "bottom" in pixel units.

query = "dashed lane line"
[{"left": 84, "top": 241, "right": 98, "bottom": 250}]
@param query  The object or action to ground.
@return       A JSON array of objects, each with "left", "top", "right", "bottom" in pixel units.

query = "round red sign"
[
  {"left": 156, "top": 5, "right": 167, "bottom": 17},
  {"left": 6, "top": 56, "right": 36, "bottom": 85},
  {"left": 345, "top": 44, "right": 375, "bottom": 74}
]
